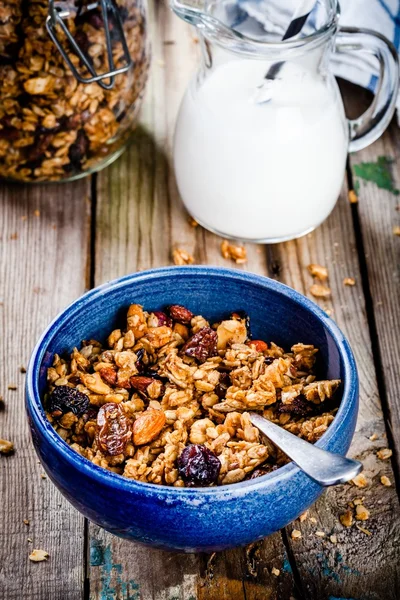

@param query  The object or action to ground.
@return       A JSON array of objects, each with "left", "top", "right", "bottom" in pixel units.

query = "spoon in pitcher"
[
  {"left": 249, "top": 412, "right": 362, "bottom": 486},
  {"left": 264, "top": 0, "right": 318, "bottom": 81}
]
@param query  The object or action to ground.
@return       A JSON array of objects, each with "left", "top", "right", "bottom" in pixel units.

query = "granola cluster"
[
  {"left": 0, "top": 0, "right": 149, "bottom": 181},
  {"left": 44, "top": 304, "right": 341, "bottom": 487}
]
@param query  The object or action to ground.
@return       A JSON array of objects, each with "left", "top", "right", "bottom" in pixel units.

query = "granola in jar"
[
  {"left": 0, "top": 0, "right": 149, "bottom": 181},
  {"left": 44, "top": 304, "right": 341, "bottom": 487}
]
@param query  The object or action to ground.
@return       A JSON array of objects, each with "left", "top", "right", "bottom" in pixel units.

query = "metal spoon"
[{"left": 249, "top": 412, "right": 362, "bottom": 487}]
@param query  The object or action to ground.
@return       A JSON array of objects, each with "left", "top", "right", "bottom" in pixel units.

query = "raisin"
[
  {"left": 153, "top": 311, "right": 173, "bottom": 328},
  {"left": 182, "top": 327, "right": 217, "bottom": 363},
  {"left": 68, "top": 129, "right": 89, "bottom": 168},
  {"left": 264, "top": 356, "right": 275, "bottom": 366},
  {"left": 215, "top": 372, "right": 231, "bottom": 399},
  {"left": 135, "top": 348, "right": 145, "bottom": 373},
  {"left": 246, "top": 464, "right": 278, "bottom": 480},
  {"left": 96, "top": 403, "right": 132, "bottom": 456},
  {"left": 48, "top": 385, "right": 89, "bottom": 418},
  {"left": 177, "top": 444, "right": 221, "bottom": 487},
  {"left": 277, "top": 397, "right": 312, "bottom": 417},
  {"left": 167, "top": 304, "right": 194, "bottom": 325}
]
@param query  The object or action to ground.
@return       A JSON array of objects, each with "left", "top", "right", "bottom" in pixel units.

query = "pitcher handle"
[{"left": 336, "top": 27, "right": 399, "bottom": 153}]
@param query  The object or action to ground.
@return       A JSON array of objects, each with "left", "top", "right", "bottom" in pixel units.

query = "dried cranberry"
[
  {"left": 215, "top": 372, "right": 231, "bottom": 399},
  {"left": 153, "top": 311, "right": 172, "bottom": 328},
  {"left": 182, "top": 327, "right": 217, "bottom": 363},
  {"left": 48, "top": 385, "right": 89, "bottom": 418},
  {"left": 277, "top": 398, "right": 312, "bottom": 417},
  {"left": 96, "top": 403, "right": 132, "bottom": 456},
  {"left": 177, "top": 445, "right": 221, "bottom": 487},
  {"left": 167, "top": 304, "right": 194, "bottom": 325}
]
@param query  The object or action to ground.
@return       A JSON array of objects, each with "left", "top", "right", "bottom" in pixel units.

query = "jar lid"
[{"left": 46, "top": 0, "right": 133, "bottom": 90}]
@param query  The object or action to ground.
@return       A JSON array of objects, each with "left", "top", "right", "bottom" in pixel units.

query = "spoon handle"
[{"left": 249, "top": 413, "right": 362, "bottom": 487}]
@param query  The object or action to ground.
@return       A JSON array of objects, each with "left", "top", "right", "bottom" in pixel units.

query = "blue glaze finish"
[{"left": 25, "top": 266, "right": 359, "bottom": 552}]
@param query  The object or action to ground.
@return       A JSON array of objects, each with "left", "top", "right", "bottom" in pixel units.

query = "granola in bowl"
[{"left": 44, "top": 304, "right": 341, "bottom": 487}]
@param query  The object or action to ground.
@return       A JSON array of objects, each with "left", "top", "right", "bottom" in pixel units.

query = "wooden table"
[{"left": 1, "top": 3, "right": 400, "bottom": 599}]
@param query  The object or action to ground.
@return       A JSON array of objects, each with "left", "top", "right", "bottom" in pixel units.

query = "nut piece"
[
  {"left": 348, "top": 190, "right": 358, "bottom": 204},
  {"left": 0, "top": 439, "right": 14, "bottom": 454},
  {"left": 351, "top": 473, "right": 368, "bottom": 488},
  {"left": 127, "top": 304, "right": 147, "bottom": 340},
  {"left": 309, "top": 284, "right": 331, "bottom": 299},
  {"left": 80, "top": 372, "right": 111, "bottom": 395},
  {"left": 271, "top": 567, "right": 280, "bottom": 577},
  {"left": 343, "top": 277, "right": 356, "bottom": 286},
  {"left": 377, "top": 448, "right": 392, "bottom": 460},
  {"left": 99, "top": 367, "right": 118, "bottom": 387},
  {"left": 380, "top": 475, "right": 391, "bottom": 486},
  {"left": 393, "top": 226, "right": 400, "bottom": 236},
  {"left": 291, "top": 529, "right": 302, "bottom": 540},
  {"left": 216, "top": 319, "right": 247, "bottom": 350},
  {"left": 307, "top": 264, "right": 328, "bottom": 281},
  {"left": 330, "top": 534, "right": 338, "bottom": 544},
  {"left": 172, "top": 248, "right": 195, "bottom": 266},
  {"left": 355, "top": 504, "right": 370, "bottom": 521},
  {"left": 339, "top": 510, "right": 353, "bottom": 528},
  {"left": 29, "top": 549, "right": 49, "bottom": 562},
  {"left": 133, "top": 409, "right": 166, "bottom": 446},
  {"left": 221, "top": 240, "right": 247, "bottom": 264},
  {"left": 130, "top": 376, "right": 164, "bottom": 398}
]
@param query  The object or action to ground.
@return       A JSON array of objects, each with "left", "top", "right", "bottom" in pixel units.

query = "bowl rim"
[{"left": 26, "top": 265, "right": 358, "bottom": 499}]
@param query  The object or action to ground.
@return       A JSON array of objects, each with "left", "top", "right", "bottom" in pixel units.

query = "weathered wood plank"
[
  {"left": 0, "top": 181, "right": 91, "bottom": 599},
  {"left": 89, "top": 1, "right": 295, "bottom": 599},
  {"left": 274, "top": 176, "right": 400, "bottom": 599},
  {"left": 344, "top": 83, "right": 400, "bottom": 482}
]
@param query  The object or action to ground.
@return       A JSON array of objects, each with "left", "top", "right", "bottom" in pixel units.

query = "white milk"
[{"left": 174, "top": 59, "right": 349, "bottom": 242}]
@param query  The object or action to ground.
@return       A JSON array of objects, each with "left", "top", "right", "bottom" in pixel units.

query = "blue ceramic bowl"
[{"left": 26, "top": 266, "right": 358, "bottom": 552}]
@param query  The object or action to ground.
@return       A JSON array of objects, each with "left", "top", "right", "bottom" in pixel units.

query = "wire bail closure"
[{"left": 46, "top": 0, "right": 133, "bottom": 90}]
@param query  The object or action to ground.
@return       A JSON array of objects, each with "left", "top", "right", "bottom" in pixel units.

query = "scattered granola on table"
[
  {"left": 0, "top": 0, "right": 149, "bottom": 182},
  {"left": 220, "top": 240, "right": 247, "bottom": 264},
  {"left": 0, "top": 439, "right": 14, "bottom": 454},
  {"left": 343, "top": 277, "right": 356, "bottom": 287},
  {"left": 172, "top": 248, "right": 195, "bottom": 266},
  {"left": 309, "top": 284, "right": 331, "bottom": 299},
  {"left": 44, "top": 304, "right": 341, "bottom": 487},
  {"left": 377, "top": 448, "right": 393, "bottom": 460},
  {"left": 307, "top": 264, "right": 328, "bottom": 281},
  {"left": 29, "top": 549, "right": 49, "bottom": 562}
]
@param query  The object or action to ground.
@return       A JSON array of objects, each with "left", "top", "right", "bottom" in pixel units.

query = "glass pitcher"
[{"left": 171, "top": 0, "right": 399, "bottom": 242}]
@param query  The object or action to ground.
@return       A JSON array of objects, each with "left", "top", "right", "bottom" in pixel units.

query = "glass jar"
[
  {"left": 0, "top": 0, "right": 149, "bottom": 182},
  {"left": 172, "top": 0, "right": 399, "bottom": 243}
]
